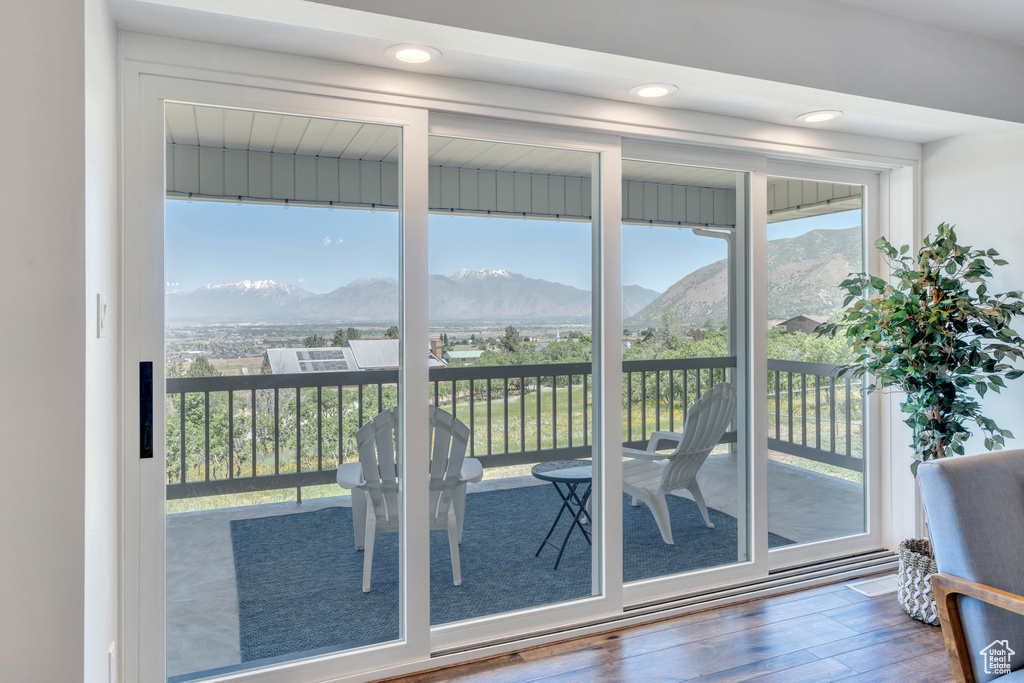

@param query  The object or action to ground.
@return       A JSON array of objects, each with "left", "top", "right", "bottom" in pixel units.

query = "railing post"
[
  {"left": 179, "top": 392, "right": 186, "bottom": 484},
  {"left": 228, "top": 391, "right": 234, "bottom": 479},
  {"left": 568, "top": 375, "right": 573, "bottom": 448},
  {"left": 520, "top": 374, "right": 526, "bottom": 452},
  {"left": 787, "top": 371, "right": 794, "bottom": 444},
  {"left": 800, "top": 373, "right": 806, "bottom": 447}
]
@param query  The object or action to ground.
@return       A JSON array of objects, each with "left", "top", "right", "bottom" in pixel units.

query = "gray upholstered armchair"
[{"left": 918, "top": 450, "right": 1024, "bottom": 682}]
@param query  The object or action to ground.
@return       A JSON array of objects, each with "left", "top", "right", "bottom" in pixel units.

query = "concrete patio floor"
[{"left": 165, "top": 455, "right": 865, "bottom": 679}]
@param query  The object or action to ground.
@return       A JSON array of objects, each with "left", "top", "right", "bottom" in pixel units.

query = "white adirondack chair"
[
  {"left": 622, "top": 382, "right": 736, "bottom": 545},
  {"left": 336, "top": 407, "right": 481, "bottom": 592}
]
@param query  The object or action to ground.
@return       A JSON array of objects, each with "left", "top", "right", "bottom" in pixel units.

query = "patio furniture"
[
  {"left": 336, "top": 407, "right": 481, "bottom": 592},
  {"left": 622, "top": 382, "right": 736, "bottom": 545},
  {"left": 531, "top": 459, "right": 592, "bottom": 570},
  {"left": 918, "top": 449, "right": 1024, "bottom": 682}
]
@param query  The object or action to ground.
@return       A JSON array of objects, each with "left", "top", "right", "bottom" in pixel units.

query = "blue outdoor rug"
[{"left": 229, "top": 485, "right": 793, "bottom": 663}]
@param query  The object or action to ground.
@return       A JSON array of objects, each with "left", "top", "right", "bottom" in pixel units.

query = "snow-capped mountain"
[
  {"left": 166, "top": 271, "right": 660, "bottom": 322},
  {"left": 166, "top": 280, "right": 314, "bottom": 321},
  {"left": 194, "top": 280, "right": 312, "bottom": 297},
  {"left": 449, "top": 268, "right": 517, "bottom": 283}
]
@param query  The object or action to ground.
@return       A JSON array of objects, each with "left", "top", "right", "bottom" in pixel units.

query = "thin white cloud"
[
  {"left": 323, "top": 236, "right": 332, "bottom": 246},
  {"left": 336, "top": 238, "right": 343, "bottom": 245}
]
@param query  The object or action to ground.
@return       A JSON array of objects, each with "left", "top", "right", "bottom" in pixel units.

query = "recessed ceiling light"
[
  {"left": 386, "top": 44, "right": 441, "bottom": 64},
  {"left": 798, "top": 110, "right": 843, "bottom": 123},
  {"left": 629, "top": 83, "right": 678, "bottom": 98}
]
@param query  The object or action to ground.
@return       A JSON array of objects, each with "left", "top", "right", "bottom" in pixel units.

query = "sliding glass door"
[
  {"left": 128, "top": 77, "right": 884, "bottom": 682},
  {"left": 161, "top": 104, "right": 407, "bottom": 679},
  {"left": 764, "top": 163, "right": 881, "bottom": 568},
  {"left": 426, "top": 135, "right": 600, "bottom": 626},
  {"left": 619, "top": 151, "right": 758, "bottom": 601}
]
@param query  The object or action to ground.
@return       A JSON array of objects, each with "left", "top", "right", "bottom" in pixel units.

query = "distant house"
[
  {"left": 262, "top": 339, "right": 444, "bottom": 374},
  {"left": 347, "top": 339, "right": 445, "bottom": 370},
  {"left": 443, "top": 349, "right": 485, "bottom": 365},
  {"left": 261, "top": 347, "right": 355, "bottom": 374},
  {"left": 776, "top": 314, "right": 828, "bottom": 335}
]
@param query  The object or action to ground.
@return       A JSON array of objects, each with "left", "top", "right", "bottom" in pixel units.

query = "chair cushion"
[{"left": 918, "top": 450, "right": 1024, "bottom": 682}]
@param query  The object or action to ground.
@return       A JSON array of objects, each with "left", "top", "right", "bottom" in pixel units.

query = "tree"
[
  {"left": 384, "top": 325, "right": 399, "bottom": 340},
  {"left": 187, "top": 356, "right": 221, "bottom": 377},
  {"left": 499, "top": 325, "right": 522, "bottom": 353},
  {"left": 346, "top": 327, "right": 361, "bottom": 340},
  {"left": 304, "top": 334, "right": 327, "bottom": 348},
  {"left": 331, "top": 329, "right": 347, "bottom": 347},
  {"left": 824, "top": 223, "right": 1024, "bottom": 473}
]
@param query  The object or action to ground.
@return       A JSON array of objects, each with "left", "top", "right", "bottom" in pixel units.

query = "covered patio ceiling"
[{"left": 165, "top": 102, "right": 861, "bottom": 226}]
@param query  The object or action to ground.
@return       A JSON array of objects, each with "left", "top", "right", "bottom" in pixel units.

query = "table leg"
[
  {"left": 535, "top": 482, "right": 573, "bottom": 558},
  {"left": 552, "top": 483, "right": 592, "bottom": 570}
]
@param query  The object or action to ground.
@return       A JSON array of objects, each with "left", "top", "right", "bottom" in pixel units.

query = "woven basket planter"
[{"left": 897, "top": 538, "right": 940, "bottom": 625}]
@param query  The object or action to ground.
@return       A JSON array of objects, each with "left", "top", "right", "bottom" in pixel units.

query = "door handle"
[{"left": 140, "top": 361, "right": 153, "bottom": 459}]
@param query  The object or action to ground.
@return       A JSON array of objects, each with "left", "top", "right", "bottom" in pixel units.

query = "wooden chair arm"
[{"left": 931, "top": 573, "right": 1024, "bottom": 683}]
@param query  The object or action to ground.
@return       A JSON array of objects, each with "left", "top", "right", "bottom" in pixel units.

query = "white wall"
[
  {"left": 84, "top": 0, "right": 121, "bottom": 681},
  {"left": 0, "top": 2, "right": 88, "bottom": 681},
  {"left": 923, "top": 132, "right": 1024, "bottom": 451}
]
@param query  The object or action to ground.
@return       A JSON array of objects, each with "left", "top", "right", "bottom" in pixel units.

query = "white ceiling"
[
  {"left": 835, "top": 0, "right": 1024, "bottom": 45},
  {"left": 117, "top": 0, "right": 1024, "bottom": 144}
]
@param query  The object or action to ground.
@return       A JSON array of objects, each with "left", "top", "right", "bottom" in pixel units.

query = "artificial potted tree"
[{"left": 823, "top": 222, "right": 1024, "bottom": 624}]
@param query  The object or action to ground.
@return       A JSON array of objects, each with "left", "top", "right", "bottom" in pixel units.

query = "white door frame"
[
  {"left": 122, "top": 70, "right": 434, "bottom": 683},
  {"left": 763, "top": 160, "right": 885, "bottom": 570},
  {"left": 619, "top": 140, "right": 771, "bottom": 606},
  {"left": 424, "top": 115, "right": 628, "bottom": 652}
]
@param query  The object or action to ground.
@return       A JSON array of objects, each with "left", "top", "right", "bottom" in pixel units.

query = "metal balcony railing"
[{"left": 164, "top": 357, "right": 861, "bottom": 500}]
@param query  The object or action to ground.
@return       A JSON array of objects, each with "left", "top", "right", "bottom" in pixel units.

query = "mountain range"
[
  {"left": 625, "top": 227, "right": 862, "bottom": 329},
  {"left": 166, "top": 269, "right": 661, "bottom": 322}
]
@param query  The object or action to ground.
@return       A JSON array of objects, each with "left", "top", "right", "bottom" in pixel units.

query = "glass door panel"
[
  {"left": 426, "top": 136, "right": 599, "bottom": 624},
  {"left": 620, "top": 160, "right": 752, "bottom": 582},
  {"left": 163, "top": 104, "right": 403, "bottom": 678},
  {"left": 764, "top": 176, "right": 866, "bottom": 546}
]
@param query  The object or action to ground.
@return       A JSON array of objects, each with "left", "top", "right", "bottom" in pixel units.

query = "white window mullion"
[
  {"left": 748, "top": 169, "right": 771, "bottom": 568},
  {"left": 399, "top": 108, "right": 431, "bottom": 662},
  {"left": 595, "top": 143, "right": 624, "bottom": 606}
]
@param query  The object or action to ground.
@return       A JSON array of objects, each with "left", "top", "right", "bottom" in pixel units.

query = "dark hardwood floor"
[{"left": 387, "top": 576, "right": 951, "bottom": 682}]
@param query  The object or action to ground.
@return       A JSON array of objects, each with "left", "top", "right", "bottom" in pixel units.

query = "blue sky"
[{"left": 166, "top": 200, "right": 860, "bottom": 294}]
